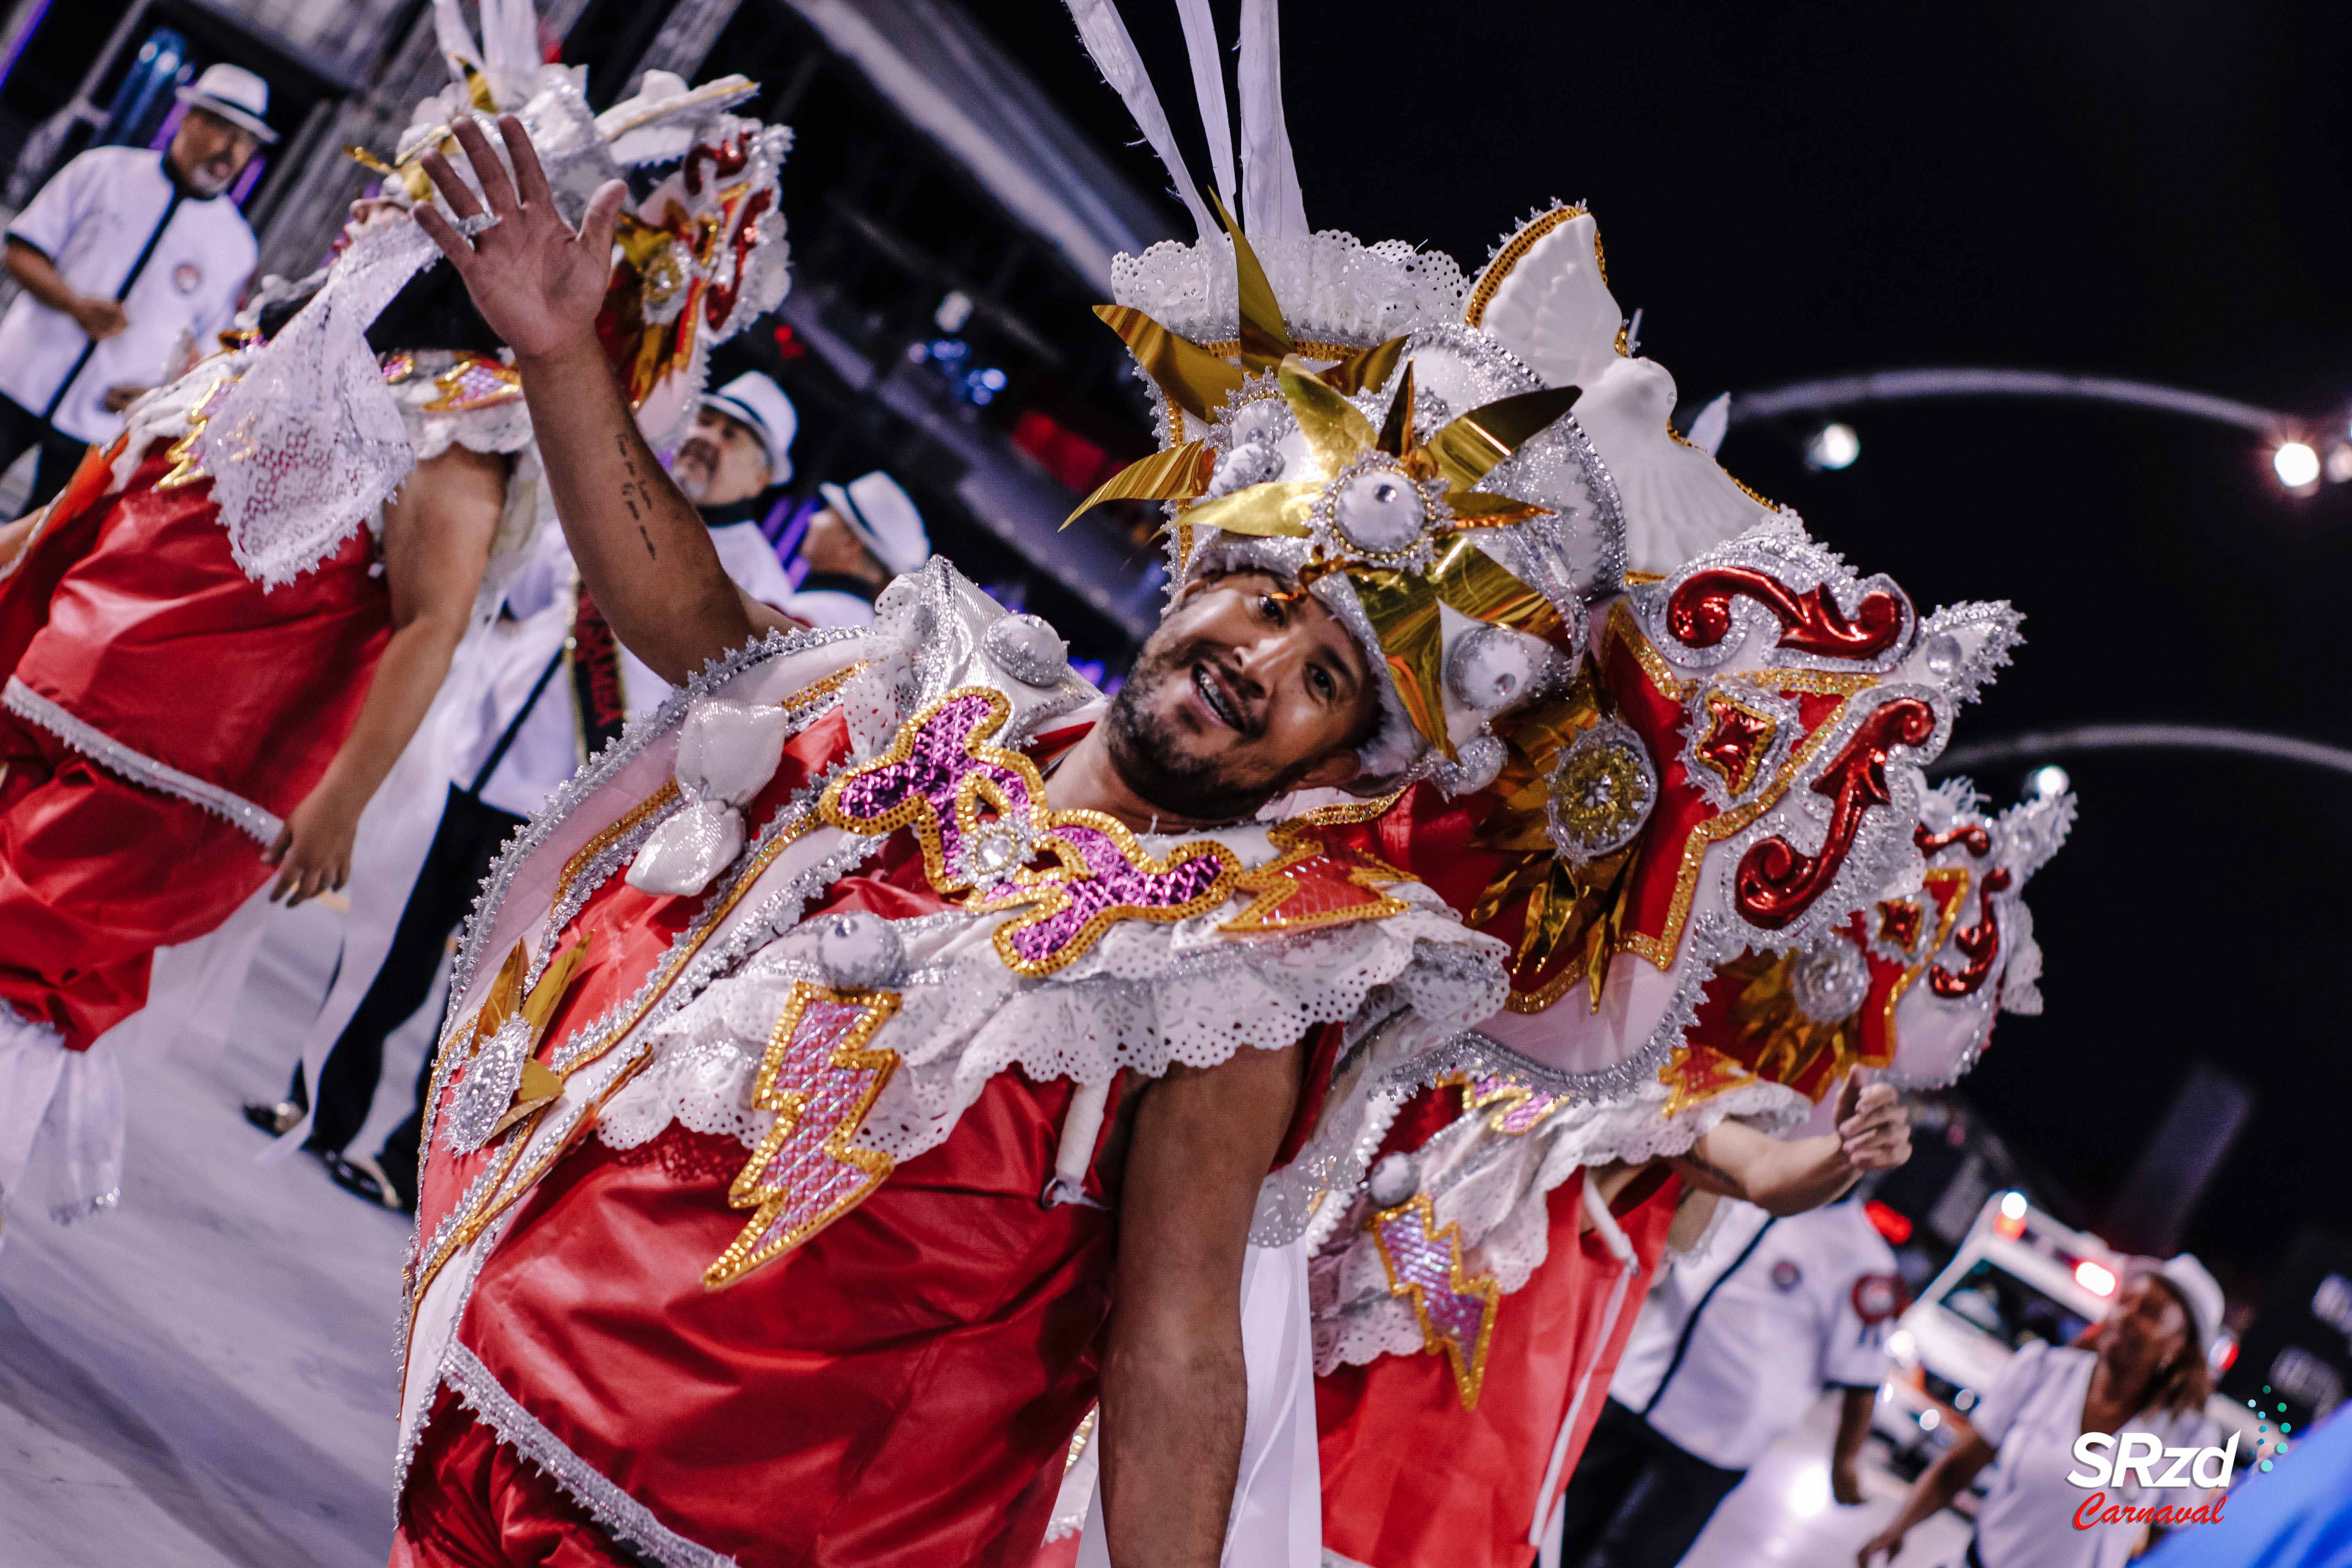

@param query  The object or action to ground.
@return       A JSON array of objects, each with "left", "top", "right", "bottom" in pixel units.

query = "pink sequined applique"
[
  {"left": 821, "top": 688, "right": 1241, "bottom": 977},
  {"left": 1369, "top": 1194, "right": 1502, "bottom": 1409},
  {"left": 706, "top": 982, "right": 900, "bottom": 1289},
  {"left": 1465, "top": 1074, "right": 1567, "bottom": 1136}
]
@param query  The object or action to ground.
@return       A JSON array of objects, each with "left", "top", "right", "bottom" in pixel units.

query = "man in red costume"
[
  {"left": 0, "top": 218, "right": 517, "bottom": 1230},
  {"left": 386, "top": 114, "right": 1523, "bottom": 1568}
]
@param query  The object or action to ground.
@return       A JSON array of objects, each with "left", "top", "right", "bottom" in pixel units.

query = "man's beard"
[
  {"left": 1102, "top": 637, "right": 1318, "bottom": 824},
  {"left": 672, "top": 443, "right": 715, "bottom": 501},
  {"left": 185, "top": 165, "right": 234, "bottom": 198}
]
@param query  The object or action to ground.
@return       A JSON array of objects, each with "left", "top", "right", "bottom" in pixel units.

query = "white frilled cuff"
[{"left": 0, "top": 1010, "right": 124, "bottom": 1238}]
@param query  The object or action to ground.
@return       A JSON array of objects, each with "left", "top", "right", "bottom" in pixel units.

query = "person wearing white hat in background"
[
  {"left": 783, "top": 467, "right": 929, "bottom": 627},
  {"left": 1861, "top": 1253, "right": 2232, "bottom": 1568},
  {"left": 0, "top": 62, "right": 270, "bottom": 512}
]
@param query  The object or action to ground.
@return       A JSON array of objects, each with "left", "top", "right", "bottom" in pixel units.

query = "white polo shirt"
[
  {"left": 0, "top": 146, "right": 256, "bottom": 443},
  {"left": 454, "top": 519, "right": 802, "bottom": 817},
  {"left": 1609, "top": 1198, "right": 1903, "bottom": 1470}
]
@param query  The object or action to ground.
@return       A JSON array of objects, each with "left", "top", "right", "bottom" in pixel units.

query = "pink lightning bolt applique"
[{"left": 706, "top": 982, "right": 901, "bottom": 1290}]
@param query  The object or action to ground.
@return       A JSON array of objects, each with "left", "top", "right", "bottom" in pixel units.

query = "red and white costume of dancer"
[
  {"left": 0, "top": 265, "right": 548, "bottom": 1223},
  {"left": 1026, "top": 8, "right": 2064, "bottom": 1557},
  {"left": 392, "top": 562, "right": 1509, "bottom": 1565}
]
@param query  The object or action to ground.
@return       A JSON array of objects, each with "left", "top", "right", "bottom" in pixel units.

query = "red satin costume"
[
  {"left": 1316, "top": 1108, "right": 1682, "bottom": 1568},
  {"left": 399, "top": 711, "right": 1342, "bottom": 1568},
  {"left": 0, "top": 442, "right": 388, "bottom": 1048}
]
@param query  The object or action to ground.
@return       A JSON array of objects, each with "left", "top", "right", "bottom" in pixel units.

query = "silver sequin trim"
[
  {"left": 3, "top": 678, "right": 284, "bottom": 844},
  {"left": 441, "top": 1346, "right": 740, "bottom": 1568}
]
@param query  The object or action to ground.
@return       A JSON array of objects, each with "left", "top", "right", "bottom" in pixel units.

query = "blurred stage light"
[
  {"left": 2274, "top": 441, "right": 2320, "bottom": 488},
  {"left": 2029, "top": 764, "right": 2070, "bottom": 800},
  {"left": 2075, "top": 1259, "right": 2118, "bottom": 1296},
  {"left": 1804, "top": 422, "right": 1860, "bottom": 470},
  {"left": 2000, "top": 1190, "right": 2029, "bottom": 1220},
  {"left": 2329, "top": 445, "right": 2352, "bottom": 483},
  {"left": 1786, "top": 1463, "right": 1831, "bottom": 1518}
]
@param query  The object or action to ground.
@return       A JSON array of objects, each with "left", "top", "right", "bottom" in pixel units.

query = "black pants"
[
  {"left": 0, "top": 393, "right": 94, "bottom": 514},
  {"left": 1555, "top": 1398, "right": 1749, "bottom": 1568},
  {"left": 292, "top": 786, "right": 524, "bottom": 1192}
]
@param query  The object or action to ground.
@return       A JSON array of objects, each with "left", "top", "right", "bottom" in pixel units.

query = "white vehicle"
[{"left": 1874, "top": 1192, "right": 2255, "bottom": 1475}]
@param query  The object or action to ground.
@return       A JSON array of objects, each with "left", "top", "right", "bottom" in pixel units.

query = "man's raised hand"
[
  {"left": 412, "top": 115, "right": 626, "bottom": 365},
  {"left": 1834, "top": 1073, "right": 1913, "bottom": 1173}
]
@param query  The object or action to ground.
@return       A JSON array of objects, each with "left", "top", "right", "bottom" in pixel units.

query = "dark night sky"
[{"left": 973, "top": 1, "right": 2352, "bottom": 1292}]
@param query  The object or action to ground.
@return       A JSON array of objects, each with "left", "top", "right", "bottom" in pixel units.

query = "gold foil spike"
[
  {"left": 460, "top": 62, "right": 499, "bottom": 113},
  {"left": 1430, "top": 532, "right": 1566, "bottom": 642},
  {"left": 521, "top": 929, "right": 593, "bottom": 1034},
  {"left": 1421, "top": 385, "right": 1584, "bottom": 489},
  {"left": 1093, "top": 305, "right": 1245, "bottom": 422},
  {"left": 1214, "top": 193, "right": 1291, "bottom": 368},
  {"left": 1062, "top": 440, "right": 1217, "bottom": 528},
  {"left": 1179, "top": 481, "right": 1318, "bottom": 539},
  {"left": 1443, "top": 491, "right": 1552, "bottom": 529},
  {"left": 345, "top": 144, "right": 398, "bottom": 176},
  {"left": 1322, "top": 335, "right": 1410, "bottom": 397},
  {"left": 1348, "top": 566, "right": 1455, "bottom": 759},
  {"left": 1377, "top": 363, "right": 1416, "bottom": 458},
  {"left": 1278, "top": 358, "right": 1376, "bottom": 479}
]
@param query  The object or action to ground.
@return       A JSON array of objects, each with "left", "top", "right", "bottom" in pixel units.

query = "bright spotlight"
[
  {"left": 2275, "top": 441, "right": 2321, "bottom": 488},
  {"left": 2076, "top": 1259, "right": 2118, "bottom": 1297},
  {"left": 1786, "top": 1464, "right": 1832, "bottom": 1518},
  {"left": 2029, "top": 764, "right": 2070, "bottom": 800},
  {"left": 2328, "top": 445, "right": 2352, "bottom": 484},
  {"left": 1804, "top": 422, "right": 1860, "bottom": 471},
  {"left": 2000, "top": 1190, "right": 2029, "bottom": 1221}
]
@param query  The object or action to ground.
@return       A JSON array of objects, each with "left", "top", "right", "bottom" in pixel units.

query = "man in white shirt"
[
  {"left": 243, "top": 376, "right": 809, "bottom": 1208},
  {"left": 782, "top": 467, "right": 930, "bottom": 626},
  {"left": 0, "top": 63, "right": 268, "bottom": 510},
  {"left": 1556, "top": 1192, "right": 1907, "bottom": 1567}
]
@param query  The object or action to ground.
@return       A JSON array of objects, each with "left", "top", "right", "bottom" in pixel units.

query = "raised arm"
[
  {"left": 1667, "top": 1075, "right": 1912, "bottom": 1216},
  {"left": 1857, "top": 1427, "right": 1995, "bottom": 1565},
  {"left": 1101, "top": 1042, "right": 1303, "bottom": 1567},
  {"left": 265, "top": 444, "right": 502, "bottom": 903},
  {"left": 412, "top": 116, "right": 798, "bottom": 682}
]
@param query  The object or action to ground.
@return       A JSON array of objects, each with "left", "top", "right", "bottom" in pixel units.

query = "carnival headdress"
[
  {"left": 353, "top": 0, "right": 793, "bottom": 451},
  {"left": 1060, "top": 0, "right": 1782, "bottom": 793}
]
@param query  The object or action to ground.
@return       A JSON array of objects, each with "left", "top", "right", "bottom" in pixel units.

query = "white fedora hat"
[
  {"left": 176, "top": 63, "right": 278, "bottom": 145},
  {"left": 818, "top": 472, "right": 929, "bottom": 577},
  {"left": 702, "top": 372, "right": 797, "bottom": 484}
]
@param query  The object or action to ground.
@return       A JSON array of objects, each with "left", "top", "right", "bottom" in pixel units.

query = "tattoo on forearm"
[{"left": 613, "top": 432, "right": 657, "bottom": 557}]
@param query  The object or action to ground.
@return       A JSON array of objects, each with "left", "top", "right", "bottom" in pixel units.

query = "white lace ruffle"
[
  {"left": 193, "top": 217, "right": 446, "bottom": 588},
  {"left": 1307, "top": 1071, "right": 1806, "bottom": 1377},
  {"left": 595, "top": 882, "right": 1507, "bottom": 1171},
  {"left": 1111, "top": 230, "right": 1469, "bottom": 349},
  {"left": 0, "top": 1007, "right": 125, "bottom": 1231}
]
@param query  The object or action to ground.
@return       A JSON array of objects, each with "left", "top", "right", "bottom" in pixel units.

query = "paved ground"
[
  {"left": 0, "top": 901, "right": 434, "bottom": 1568},
  {"left": 0, "top": 883, "right": 1976, "bottom": 1568},
  {"left": 1681, "top": 1393, "right": 1974, "bottom": 1568}
]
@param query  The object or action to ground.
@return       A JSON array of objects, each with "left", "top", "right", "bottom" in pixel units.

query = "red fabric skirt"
[
  {"left": 0, "top": 711, "right": 276, "bottom": 1046},
  {"left": 0, "top": 440, "right": 387, "bottom": 1045},
  {"left": 1316, "top": 1171, "right": 1683, "bottom": 1568}
]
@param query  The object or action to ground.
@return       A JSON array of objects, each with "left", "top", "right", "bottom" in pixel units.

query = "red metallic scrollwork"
[
  {"left": 704, "top": 190, "right": 775, "bottom": 328},
  {"left": 1915, "top": 821, "right": 1992, "bottom": 858},
  {"left": 1734, "top": 698, "right": 1936, "bottom": 929},
  {"left": 1693, "top": 696, "right": 1776, "bottom": 795},
  {"left": 1877, "top": 899, "right": 1923, "bottom": 951},
  {"left": 684, "top": 134, "right": 748, "bottom": 196},
  {"left": 1929, "top": 866, "right": 2011, "bottom": 997},
  {"left": 1667, "top": 567, "right": 1907, "bottom": 660}
]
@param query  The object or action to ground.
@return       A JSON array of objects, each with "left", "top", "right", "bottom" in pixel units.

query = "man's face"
[
  {"left": 170, "top": 108, "right": 260, "bottom": 198},
  {"left": 1103, "top": 570, "right": 1379, "bottom": 822},
  {"left": 801, "top": 508, "right": 881, "bottom": 581},
  {"left": 672, "top": 406, "right": 772, "bottom": 505}
]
